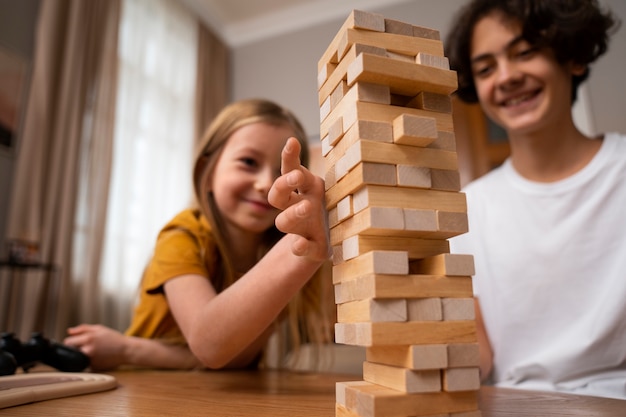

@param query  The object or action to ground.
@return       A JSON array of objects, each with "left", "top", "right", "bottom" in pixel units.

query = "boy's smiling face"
[{"left": 470, "top": 12, "right": 585, "bottom": 138}]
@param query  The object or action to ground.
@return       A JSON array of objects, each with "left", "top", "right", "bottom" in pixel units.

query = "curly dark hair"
[{"left": 445, "top": 0, "right": 620, "bottom": 103}]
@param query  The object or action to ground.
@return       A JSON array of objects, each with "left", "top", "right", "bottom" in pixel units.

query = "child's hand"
[
  {"left": 64, "top": 324, "right": 126, "bottom": 371},
  {"left": 269, "top": 137, "right": 330, "bottom": 262}
]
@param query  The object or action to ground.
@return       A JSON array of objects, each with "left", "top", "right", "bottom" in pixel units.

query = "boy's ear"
[{"left": 570, "top": 62, "right": 587, "bottom": 76}]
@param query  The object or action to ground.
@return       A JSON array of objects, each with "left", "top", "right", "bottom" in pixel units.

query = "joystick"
[{"left": 0, "top": 332, "right": 90, "bottom": 376}]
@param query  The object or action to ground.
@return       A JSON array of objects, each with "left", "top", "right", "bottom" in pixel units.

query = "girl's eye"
[
  {"left": 239, "top": 157, "right": 258, "bottom": 168},
  {"left": 472, "top": 63, "right": 493, "bottom": 78}
]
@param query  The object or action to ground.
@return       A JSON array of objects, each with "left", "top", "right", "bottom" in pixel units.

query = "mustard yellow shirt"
[{"left": 125, "top": 209, "right": 220, "bottom": 344}]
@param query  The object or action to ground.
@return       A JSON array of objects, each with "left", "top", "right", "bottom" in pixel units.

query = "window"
[{"left": 99, "top": 0, "right": 198, "bottom": 326}]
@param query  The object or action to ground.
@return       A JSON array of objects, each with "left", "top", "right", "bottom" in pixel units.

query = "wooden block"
[
  {"left": 335, "top": 403, "right": 362, "bottom": 417},
  {"left": 321, "top": 100, "right": 454, "bottom": 139},
  {"left": 392, "top": 113, "right": 438, "bottom": 147},
  {"left": 337, "top": 380, "right": 371, "bottom": 408},
  {"left": 335, "top": 321, "right": 477, "bottom": 346},
  {"left": 325, "top": 162, "right": 337, "bottom": 190},
  {"left": 320, "top": 96, "right": 332, "bottom": 122},
  {"left": 429, "top": 130, "right": 457, "bottom": 151},
  {"left": 384, "top": 18, "right": 414, "bottom": 36},
  {"left": 410, "top": 254, "right": 475, "bottom": 277},
  {"left": 330, "top": 207, "right": 408, "bottom": 247},
  {"left": 325, "top": 119, "right": 393, "bottom": 169},
  {"left": 342, "top": 235, "right": 449, "bottom": 261},
  {"left": 412, "top": 25, "right": 441, "bottom": 40},
  {"left": 417, "top": 52, "right": 450, "bottom": 70},
  {"left": 337, "top": 298, "right": 407, "bottom": 323},
  {"left": 317, "top": 61, "right": 336, "bottom": 89},
  {"left": 321, "top": 134, "right": 333, "bottom": 157},
  {"left": 338, "top": 140, "right": 458, "bottom": 179},
  {"left": 330, "top": 80, "right": 349, "bottom": 110},
  {"left": 437, "top": 210, "right": 469, "bottom": 236},
  {"left": 336, "top": 195, "right": 353, "bottom": 223},
  {"left": 340, "top": 379, "right": 478, "bottom": 417},
  {"left": 442, "top": 298, "right": 475, "bottom": 321},
  {"left": 319, "top": 43, "right": 387, "bottom": 106},
  {"left": 332, "top": 243, "right": 343, "bottom": 265},
  {"left": 407, "top": 298, "right": 443, "bottom": 321},
  {"left": 336, "top": 27, "right": 444, "bottom": 67},
  {"left": 431, "top": 169, "right": 462, "bottom": 191},
  {"left": 328, "top": 116, "right": 345, "bottom": 146},
  {"left": 347, "top": 52, "right": 457, "bottom": 97},
  {"left": 334, "top": 274, "right": 474, "bottom": 303},
  {"left": 366, "top": 344, "right": 448, "bottom": 370},
  {"left": 443, "top": 367, "right": 480, "bottom": 392},
  {"left": 333, "top": 161, "right": 396, "bottom": 199},
  {"left": 328, "top": 206, "right": 339, "bottom": 228},
  {"left": 396, "top": 165, "right": 432, "bottom": 188},
  {"left": 402, "top": 208, "right": 438, "bottom": 232},
  {"left": 363, "top": 361, "right": 441, "bottom": 393},
  {"left": 448, "top": 343, "right": 480, "bottom": 368},
  {"left": 332, "top": 250, "right": 409, "bottom": 283},
  {"left": 407, "top": 91, "right": 452, "bottom": 114},
  {"left": 318, "top": 9, "right": 386, "bottom": 71},
  {"left": 385, "top": 50, "right": 415, "bottom": 63},
  {"left": 349, "top": 184, "right": 466, "bottom": 214}
]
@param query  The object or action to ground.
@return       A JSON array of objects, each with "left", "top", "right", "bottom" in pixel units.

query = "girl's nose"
[{"left": 254, "top": 167, "right": 275, "bottom": 193}]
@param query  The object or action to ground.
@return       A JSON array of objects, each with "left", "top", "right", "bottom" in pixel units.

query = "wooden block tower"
[{"left": 318, "top": 10, "right": 482, "bottom": 417}]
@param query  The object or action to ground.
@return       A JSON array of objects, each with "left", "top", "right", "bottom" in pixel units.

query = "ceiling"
[{"left": 178, "top": 0, "right": 412, "bottom": 47}]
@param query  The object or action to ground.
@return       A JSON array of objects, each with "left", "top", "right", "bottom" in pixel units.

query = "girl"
[
  {"left": 447, "top": 0, "right": 626, "bottom": 399},
  {"left": 65, "top": 99, "right": 333, "bottom": 370}
]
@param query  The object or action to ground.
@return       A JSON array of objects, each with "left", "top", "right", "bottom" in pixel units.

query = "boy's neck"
[{"left": 507, "top": 122, "right": 602, "bottom": 182}]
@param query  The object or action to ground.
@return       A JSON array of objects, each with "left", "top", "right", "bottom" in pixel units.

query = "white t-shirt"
[{"left": 450, "top": 132, "right": 626, "bottom": 400}]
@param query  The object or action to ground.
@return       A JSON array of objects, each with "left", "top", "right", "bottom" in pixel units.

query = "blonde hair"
[{"left": 193, "top": 99, "right": 333, "bottom": 366}]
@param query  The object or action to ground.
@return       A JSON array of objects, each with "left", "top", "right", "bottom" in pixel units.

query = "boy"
[{"left": 447, "top": 0, "right": 625, "bottom": 399}]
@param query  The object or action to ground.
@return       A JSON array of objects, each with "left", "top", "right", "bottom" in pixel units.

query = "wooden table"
[{"left": 2, "top": 369, "right": 625, "bottom": 416}]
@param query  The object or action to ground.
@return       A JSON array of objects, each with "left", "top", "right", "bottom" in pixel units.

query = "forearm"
[
  {"left": 123, "top": 336, "right": 202, "bottom": 370},
  {"left": 184, "top": 236, "right": 322, "bottom": 369}
]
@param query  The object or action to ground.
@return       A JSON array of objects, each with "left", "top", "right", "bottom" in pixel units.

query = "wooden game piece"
[
  {"left": 332, "top": 250, "right": 409, "bottom": 283},
  {"left": 392, "top": 113, "right": 438, "bottom": 147},
  {"left": 402, "top": 208, "right": 438, "bottom": 232},
  {"left": 337, "top": 380, "right": 371, "bottom": 409},
  {"left": 350, "top": 184, "right": 466, "bottom": 214},
  {"left": 412, "top": 25, "right": 441, "bottom": 40},
  {"left": 337, "top": 195, "right": 353, "bottom": 223},
  {"left": 443, "top": 367, "right": 481, "bottom": 392},
  {"left": 384, "top": 18, "right": 414, "bottom": 36},
  {"left": 321, "top": 99, "right": 454, "bottom": 139},
  {"left": 436, "top": 210, "right": 469, "bottom": 236},
  {"left": 334, "top": 274, "right": 474, "bottom": 303},
  {"left": 334, "top": 321, "right": 477, "bottom": 346},
  {"left": 319, "top": 43, "right": 388, "bottom": 107},
  {"left": 396, "top": 164, "right": 431, "bottom": 189},
  {"left": 342, "top": 235, "right": 449, "bottom": 261},
  {"left": 429, "top": 131, "right": 457, "bottom": 151},
  {"left": 330, "top": 206, "right": 406, "bottom": 246},
  {"left": 442, "top": 298, "right": 475, "bottom": 321},
  {"left": 448, "top": 343, "right": 480, "bottom": 368},
  {"left": 407, "top": 297, "right": 443, "bottom": 321},
  {"left": 409, "top": 253, "right": 475, "bottom": 277},
  {"left": 335, "top": 27, "right": 445, "bottom": 66},
  {"left": 339, "top": 379, "right": 478, "bottom": 417},
  {"left": 337, "top": 298, "right": 407, "bottom": 323},
  {"left": 331, "top": 80, "right": 349, "bottom": 109},
  {"left": 338, "top": 140, "right": 458, "bottom": 180},
  {"left": 318, "top": 10, "right": 386, "bottom": 72},
  {"left": 347, "top": 52, "right": 457, "bottom": 97},
  {"left": 363, "top": 361, "right": 441, "bottom": 393},
  {"left": 407, "top": 91, "right": 452, "bottom": 114},
  {"left": 325, "top": 120, "right": 393, "bottom": 169},
  {"left": 431, "top": 169, "right": 462, "bottom": 191},
  {"left": 416, "top": 52, "right": 450, "bottom": 70},
  {"left": 366, "top": 344, "right": 448, "bottom": 370}
]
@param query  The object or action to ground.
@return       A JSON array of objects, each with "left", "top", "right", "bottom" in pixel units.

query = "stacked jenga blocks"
[{"left": 318, "top": 10, "right": 482, "bottom": 417}]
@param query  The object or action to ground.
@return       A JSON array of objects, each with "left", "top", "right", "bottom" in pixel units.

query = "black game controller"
[{"left": 0, "top": 332, "right": 90, "bottom": 376}]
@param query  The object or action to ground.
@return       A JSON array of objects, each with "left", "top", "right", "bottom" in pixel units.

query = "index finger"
[{"left": 281, "top": 137, "right": 302, "bottom": 176}]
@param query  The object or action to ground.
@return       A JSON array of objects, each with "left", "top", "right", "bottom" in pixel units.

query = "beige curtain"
[
  {"left": 195, "top": 23, "right": 230, "bottom": 144},
  {"left": 6, "top": 0, "right": 120, "bottom": 340}
]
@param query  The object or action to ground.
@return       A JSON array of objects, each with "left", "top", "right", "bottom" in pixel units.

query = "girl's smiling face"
[
  {"left": 470, "top": 12, "right": 584, "bottom": 137},
  {"left": 209, "top": 122, "right": 295, "bottom": 240}
]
